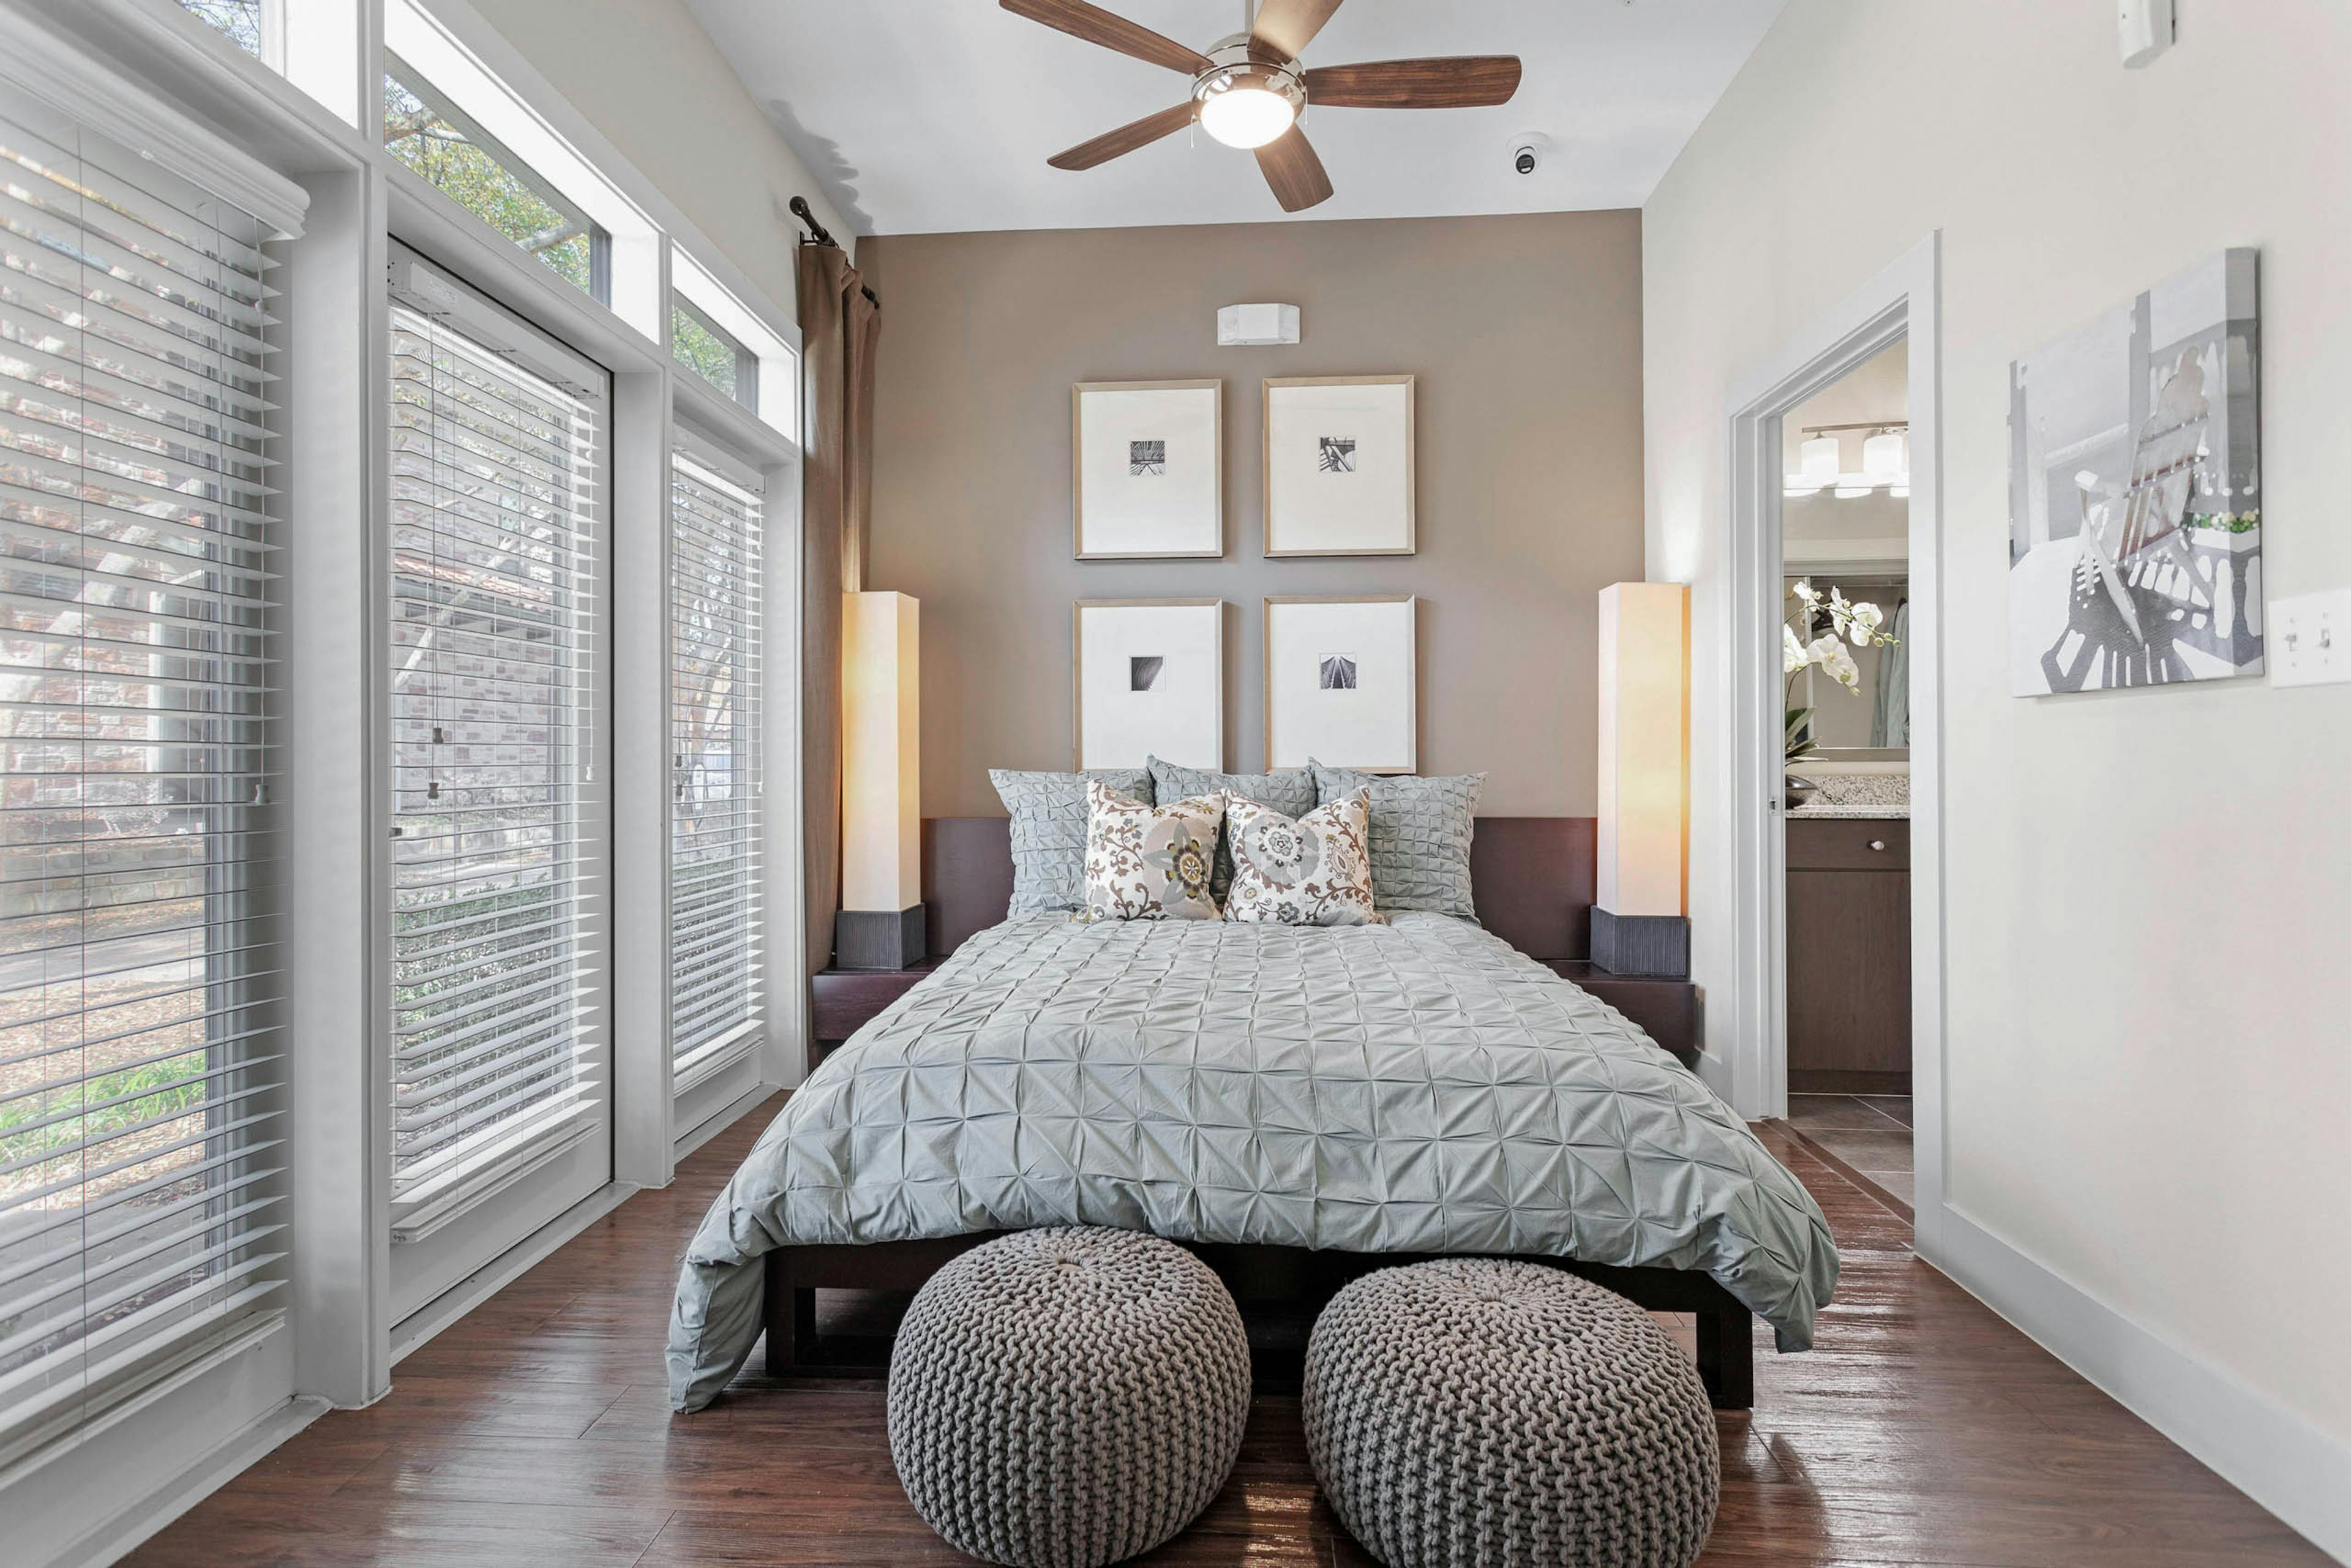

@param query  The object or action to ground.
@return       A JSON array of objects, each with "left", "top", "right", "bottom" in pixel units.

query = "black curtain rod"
[
  {"left": 790, "top": 196, "right": 879, "bottom": 309},
  {"left": 789, "top": 195, "right": 838, "bottom": 248}
]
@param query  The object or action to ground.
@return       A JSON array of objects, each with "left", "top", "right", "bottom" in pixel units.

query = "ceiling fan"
[{"left": 1000, "top": 0, "right": 1523, "bottom": 212}]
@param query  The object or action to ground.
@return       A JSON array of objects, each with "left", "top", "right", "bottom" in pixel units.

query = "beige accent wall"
[
  {"left": 1644, "top": 0, "right": 2351, "bottom": 1548},
  {"left": 857, "top": 211, "right": 1644, "bottom": 817}
]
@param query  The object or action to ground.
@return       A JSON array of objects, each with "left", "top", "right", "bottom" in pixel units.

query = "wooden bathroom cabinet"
[{"left": 1785, "top": 817, "right": 1911, "bottom": 1093}]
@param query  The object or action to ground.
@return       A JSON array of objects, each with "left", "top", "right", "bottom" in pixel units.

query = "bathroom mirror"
[{"left": 1781, "top": 340, "right": 1911, "bottom": 761}]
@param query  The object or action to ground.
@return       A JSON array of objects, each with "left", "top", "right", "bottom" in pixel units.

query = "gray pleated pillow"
[
  {"left": 990, "top": 768, "right": 1154, "bottom": 915},
  {"left": 1147, "top": 757, "right": 1317, "bottom": 901},
  {"left": 1310, "top": 760, "right": 1485, "bottom": 921}
]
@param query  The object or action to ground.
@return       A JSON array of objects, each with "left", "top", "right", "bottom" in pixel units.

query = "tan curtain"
[{"left": 798, "top": 242, "right": 881, "bottom": 977}]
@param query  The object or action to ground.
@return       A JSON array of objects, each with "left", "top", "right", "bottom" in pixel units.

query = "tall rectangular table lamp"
[
  {"left": 1594, "top": 582, "right": 1690, "bottom": 977},
  {"left": 838, "top": 591, "right": 924, "bottom": 969}
]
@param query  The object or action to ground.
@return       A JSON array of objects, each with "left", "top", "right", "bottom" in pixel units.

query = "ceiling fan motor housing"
[{"left": 1194, "top": 33, "right": 1307, "bottom": 119}]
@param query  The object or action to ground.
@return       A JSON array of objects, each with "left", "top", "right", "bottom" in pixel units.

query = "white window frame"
[
  {"left": 666, "top": 430, "right": 767, "bottom": 1089},
  {"left": 673, "top": 245, "right": 800, "bottom": 438},
  {"left": 380, "top": 245, "right": 615, "bottom": 1294},
  {"left": 0, "top": 1, "right": 809, "bottom": 1559},
  {"left": 383, "top": 0, "right": 661, "bottom": 340}
]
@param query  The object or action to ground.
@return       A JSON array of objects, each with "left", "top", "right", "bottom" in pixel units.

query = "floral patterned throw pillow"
[
  {"left": 1082, "top": 781, "right": 1228, "bottom": 921},
  {"left": 1223, "top": 790, "right": 1378, "bottom": 926}
]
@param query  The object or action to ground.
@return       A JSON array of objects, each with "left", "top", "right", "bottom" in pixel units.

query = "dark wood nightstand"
[
  {"left": 1546, "top": 959, "right": 1701, "bottom": 1067},
  {"left": 811, "top": 959, "right": 942, "bottom": 1066}
]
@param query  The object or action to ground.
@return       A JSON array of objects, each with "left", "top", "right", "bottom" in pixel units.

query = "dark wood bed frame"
[{"left": 769, "top": 814, "right": 1756, "bottom": 1409}]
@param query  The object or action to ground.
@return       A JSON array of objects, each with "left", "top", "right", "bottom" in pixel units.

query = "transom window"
[
  {"left": 176, "top": 0, "right": 265, "bottom": 58},
  {"left": 383, "top": 53, "right": 610, "bottom": 303},
  {"left": 671, "top": 297, "right": 757, "bottom": 415}
]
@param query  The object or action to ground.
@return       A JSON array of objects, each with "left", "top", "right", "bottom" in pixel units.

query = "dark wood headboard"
[{"left": 920, "top": 817, "right": 1598, "bottom": 963}]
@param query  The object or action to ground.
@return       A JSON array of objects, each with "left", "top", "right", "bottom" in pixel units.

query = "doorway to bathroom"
[
  {"left": 1720, "top": 235, "right": 1946, "bottom": 1247},
  {"left": 1778, "top": 340, "right": 1915, "bottom": 1215}
]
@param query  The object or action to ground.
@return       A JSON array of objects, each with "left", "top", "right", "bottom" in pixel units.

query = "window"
[
  {"left": 0, "top": 103, "right": 282, "bottom": 1463},
  {"left": 670, "top": 246, "right": 797, "bottom": 438},
  {"left": 671, "top": 298, "right": 756, "bottom": 415},
  {"left": 383, "top": 52, "right": 609, "bottom": 302},
  {"left": 178, "top": 0, "right": 265, "bottom": 58},
  {"left": 668, "top": 449, "right": 762, "bottom": 1090},
  {"left": 386, "top": 264, "right": 607, "bottom": 1239}
]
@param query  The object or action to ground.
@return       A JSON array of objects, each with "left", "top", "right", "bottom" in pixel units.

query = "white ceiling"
[{"left": 684, "top": 1, "right": 1787, "bottom": 236}]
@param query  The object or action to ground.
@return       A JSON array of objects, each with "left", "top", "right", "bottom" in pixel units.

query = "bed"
[{"left": 666, "top": 823, "right": 1839, "bottom": 1414}]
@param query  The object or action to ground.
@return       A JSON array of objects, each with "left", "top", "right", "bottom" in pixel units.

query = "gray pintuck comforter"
[{"left": 667, "top": 913, "right": 1839, "bottom": 1411}]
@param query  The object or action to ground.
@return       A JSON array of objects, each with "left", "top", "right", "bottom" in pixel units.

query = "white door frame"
[{"left": 1722, "top": 233, "right": 1947, "bottom": 1248}]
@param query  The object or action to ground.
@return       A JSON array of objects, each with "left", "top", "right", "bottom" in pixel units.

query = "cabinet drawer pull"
[{"left": 1868, "top": 839, "right": 1886, "bottom": 852}]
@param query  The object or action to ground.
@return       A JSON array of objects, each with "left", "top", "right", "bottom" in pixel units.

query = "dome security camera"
[
  {"left": 1509, "top": 132, "right": 1554, "bottom": 176},
  {"left": 1513, "top": 144, "right": 1539, "bottom": 176}
]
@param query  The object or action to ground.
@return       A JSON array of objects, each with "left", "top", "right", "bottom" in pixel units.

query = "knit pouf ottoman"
[
  {"left": 1303, "top": 1259, "right": 1720, "bottom": 1568},
  {"left": 886, "top": 1226, "right": 1251, "bottom": 1567}
]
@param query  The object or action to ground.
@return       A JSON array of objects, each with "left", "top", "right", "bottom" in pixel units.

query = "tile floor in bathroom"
[{"left": 1783, "top": 1093, "right": 1913, "bottom": 1217}]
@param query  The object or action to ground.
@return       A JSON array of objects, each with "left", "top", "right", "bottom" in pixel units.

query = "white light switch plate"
[{"left": 2269, "top": 588, "right": 2351, "bottom": 688}]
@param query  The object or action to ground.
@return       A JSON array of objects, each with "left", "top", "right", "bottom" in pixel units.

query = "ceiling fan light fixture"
[{"left": 1196, "top": 73, "right": 1300, "bottom": 148}]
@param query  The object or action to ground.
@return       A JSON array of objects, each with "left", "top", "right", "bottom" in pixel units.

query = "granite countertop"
[
  {"left": 1786, "top": 771, "right": 1910, "bottom": 819},
  {"left": 1787, "top": 801, "right": 1910, "bottom": 819}
]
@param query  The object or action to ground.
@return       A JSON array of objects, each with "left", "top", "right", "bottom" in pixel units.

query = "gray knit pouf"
[
  {"left": 1303, "top": 1259, "right": 1720, "bottom": 1568},
  {"left": 886, "top": 1227, "right": 1251, "bottom": 1567}
]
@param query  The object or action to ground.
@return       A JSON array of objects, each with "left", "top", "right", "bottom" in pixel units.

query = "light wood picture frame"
[
  {"left": 1263, "top": 374, "right": 1416, "bottom": 557},
  {"left": 1074, "top": 598, "right": 1225, "bottom": 771},
  {"left": 1263, "top": 595, "right": 1417, "bottom": 773},
  {"left": 1073, "top": 379, "right": 1224, "bottom": 559}
]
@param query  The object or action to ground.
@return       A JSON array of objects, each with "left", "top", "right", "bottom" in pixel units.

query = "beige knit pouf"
[
  {"left": 886, "top": 1226, "right": 1251, "bottom": 1567},
  {"left": 1303, "top": 1259, "right": 1720, "bottom": 1568}
]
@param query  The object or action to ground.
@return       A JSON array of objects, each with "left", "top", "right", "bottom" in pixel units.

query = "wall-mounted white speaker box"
[{"left": 1217, "top": 303, "right": 1300, "bottom": 347}]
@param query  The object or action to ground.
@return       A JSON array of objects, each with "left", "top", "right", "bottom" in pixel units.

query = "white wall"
[
  {"left": 466, "top": 0, "right": 847, "bottom": 317},
  {"left": 1644, "top": 0, "right": 2351, "bottom": 1550}
]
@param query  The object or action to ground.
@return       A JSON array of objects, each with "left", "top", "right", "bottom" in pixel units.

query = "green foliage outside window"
[
  {"left": 383, "top": 63, "right": 596, "bottom": 296},
  {"left": 672, "top": 300, "right": 748, "bottom": 406},
  {"left": 179, "top": 0, "right": 262, "bottom": 56}
]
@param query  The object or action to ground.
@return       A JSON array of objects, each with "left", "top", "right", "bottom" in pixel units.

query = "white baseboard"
[
  {"left": 1924, "top": 1205, "right": 2351, "bottom": 1564},
  {"left": 389, "top": 1179, "right": 639, "bottom": 1365},
  {"left": 50, "top": 1393, "right": 327, "bottom": 1568},
  {"left": 674, "top": 1078, "right": 784, "bottom": 1162}
]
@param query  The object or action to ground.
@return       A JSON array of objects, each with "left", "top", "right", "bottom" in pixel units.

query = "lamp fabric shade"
[
  {"left": 841, "top": 592, "right": 920, "bottom": 913},
  {"left": 1597, "top": 583, "right": 1690, "bottom": 918}
]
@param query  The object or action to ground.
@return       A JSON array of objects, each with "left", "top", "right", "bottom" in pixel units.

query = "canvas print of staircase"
[{"left": 2007, "top": 249, "right": 2261, "bottom": 695}]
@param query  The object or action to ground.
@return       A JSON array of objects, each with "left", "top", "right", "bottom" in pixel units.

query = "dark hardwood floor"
[{"left": 129, "top": 1095, "right": 2325, "bottom": 1567}]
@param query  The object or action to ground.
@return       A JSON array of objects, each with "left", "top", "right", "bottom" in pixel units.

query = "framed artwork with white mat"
[
  {"left": 1074, "top": 598, "right": 1225, "bottom": 770},
  {"left": 1264, "top": 595, "right": 1417, "bottom": 773},
  {"left": 1263, "top": 374, "right": 1415, "bottom": 557},
  {"left": 1073, "top": 380, "right": 1223, "bottom": 559}
]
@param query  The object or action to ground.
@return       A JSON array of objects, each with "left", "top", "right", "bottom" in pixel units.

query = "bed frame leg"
[
  {"left": 763, "top": 1253, "right": 814, "bottom": 1376},
  {"left": 1695, "top": 1298, "right": 1754, "bottom": 1410}
]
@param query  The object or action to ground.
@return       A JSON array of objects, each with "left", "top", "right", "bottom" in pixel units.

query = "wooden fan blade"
[
  {"left": 1302, "top": 56, "right": 1523, "bottom": 108},
  {"left": 999, "top": 0, "right": 1211, "bottom": 75},
  {"left": 1254, "top": 126, "right": 1333, "bottom": 212},
  {"left": 1048, "top": 102, "right": 1196, "bottom": 170},
  {"left": 1250, "top": 0, "right": 1343, "bottom": 62}
]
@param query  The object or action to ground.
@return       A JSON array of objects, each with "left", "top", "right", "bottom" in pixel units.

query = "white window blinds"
[
  {"left": 387, "top": 282, "right": 605, "bottom": 1239},
  {"left": 668, "top": 452, "right": 762, "bottom": 1091},
  {"left": 0, "top": 103, "right": 282, "bottom": 1463}
]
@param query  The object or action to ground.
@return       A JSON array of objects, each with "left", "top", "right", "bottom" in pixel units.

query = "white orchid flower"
[
  {"left": 1783, "top": 623, "right": 1810, "bottom": 673},
  {"left": 1848, "top": 601, "right": 1884, "bottom": 645},
  {"left": 1790, "top": 579, "right": 1816, "bottom": 606},
  {"left": 1810, "top": 635, "right": 1861, "bottom": 693}
]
